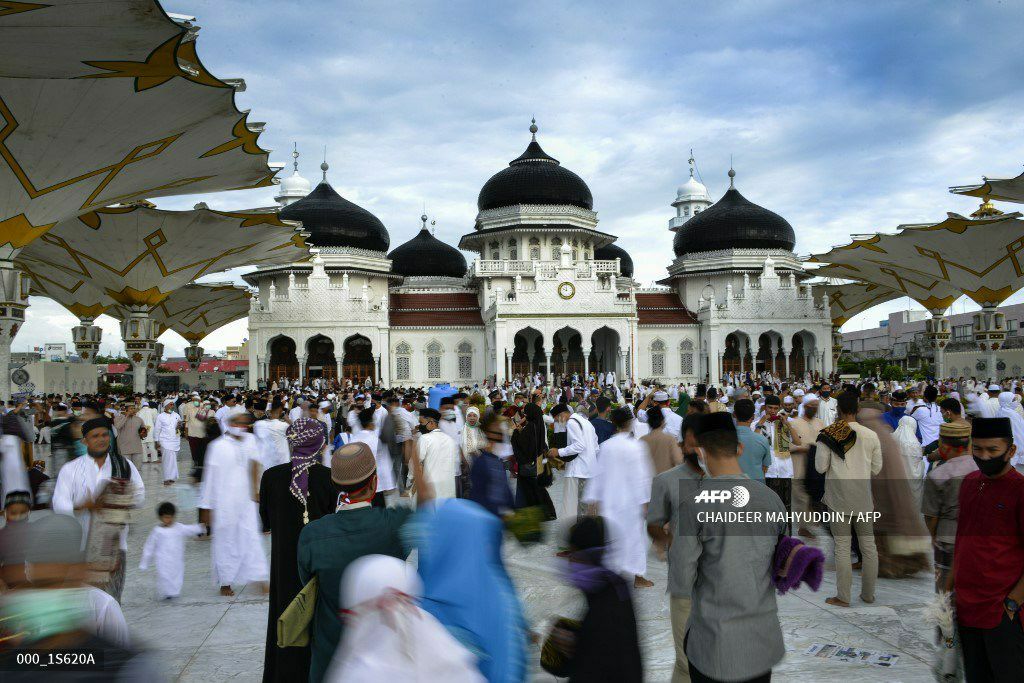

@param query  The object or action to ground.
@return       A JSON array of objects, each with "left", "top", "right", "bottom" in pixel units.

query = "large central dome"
[
  {"left": 279, "top": 179, "right": 390, "bottom": 252},
  {"left": 477, "top": 121, "right": 593, "bottom": 212},
  {"left": 673, "top": 184, "right": 795, "bottom": 256}
]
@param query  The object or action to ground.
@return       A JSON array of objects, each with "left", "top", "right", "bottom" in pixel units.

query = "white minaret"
[
  {"left": 669, "top": 151, "right": 712, "bottom": 230},
  {"left": 274, "top": 143, "right": 312, "bottom": 207}
]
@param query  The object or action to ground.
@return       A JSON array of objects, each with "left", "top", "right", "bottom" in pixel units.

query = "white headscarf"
[
  {"left": 325, "top": 555, "right": 484, "bottom": 682},
  {"left": 997, "top": 392, "right": 1024, "bottom": 458},
  {"left": 894, "top": 415, "right": 925, "bottom": 479}
]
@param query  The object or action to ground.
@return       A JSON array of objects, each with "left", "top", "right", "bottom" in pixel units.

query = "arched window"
[
  {"left": 508, "top": 239, "right": 518, "bottom": 260},
  {"left": 426, "top": 341, "right": 443, "bottom": 379},
  {"left": 680, "top": 339, "right": 694, "bottom": 376},
  {"left": 651, "top": 339, "right": 666, "bottom": 376},
  {"left": 572, "top": 249, "right": 578, "bottom": 261},
  {"left": 395, "top": 342, "right": 411, "bottom": 380},
  {"left": 489, "top": 241, "right": 500, "bottom": 261},
  {"left": 457, "top": 341, "right": 473, "bottom": 379},
  {"left": 528, "top": 237, "right": 541, "bottom": 260},
  {"left": 551, "top": 237, "right": 562, "bottom": 260}
]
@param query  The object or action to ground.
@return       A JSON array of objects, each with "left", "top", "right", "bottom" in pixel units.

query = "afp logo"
[{"left": 694, "top": 485, "right": 750, "bottom": 508}]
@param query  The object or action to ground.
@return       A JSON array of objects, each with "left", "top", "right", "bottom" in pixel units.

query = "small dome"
[
  {"left": 594, "top": 242, "right": 634, "bottom": 278},
  {"left": 275, "top": 144, "right": 312, "bottom": 206},
  {"left": 388, "top": 221, "right": 467, "bottom": 278},
  {"left": 279, "top": 181, "right": 389, "bottom": 251},
  {"left": 477, "top": 121, "right": 593, "bottom": 212},
  {"left": 673, "top": 186, "right": 795, "bottom": 256},
  {"left": 676, "top": 174, "right": 710, "bottom": 203}
]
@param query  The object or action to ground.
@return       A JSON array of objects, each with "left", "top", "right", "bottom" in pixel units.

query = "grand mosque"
[{"left": 244, "top": 122, "right": 833, "bottom": 388}]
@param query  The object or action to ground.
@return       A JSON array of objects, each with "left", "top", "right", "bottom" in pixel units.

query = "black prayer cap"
[
  {"left": 550, "top": 403, "right": 570, "bottom": 418},
  {"left": 972, "top": 417, "right": 1012, "bottom": 440},
  {"left": 419, "top": 407, "right": 441, "bottom": 421},
  {"left": 81, "top": 418, "right": 108, "bottom": 437},
  {"left": 764, "top": 394, "right": 782, "bottom": 406},
  {"left": 891, "top": 391, "right": 908, "bottom": 402},
  {"left": 693, "top": 411, "right": 735, "bottom": 436}
]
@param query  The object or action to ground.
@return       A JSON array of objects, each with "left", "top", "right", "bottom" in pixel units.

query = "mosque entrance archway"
[
  {"left": 268, "top": 335, "right": 298, "bottom": 382},
  {"left": 789, "top": 333, "right": 808, "bottom": 377},
  {"left": 553, "top": 326, "right": 584, "bottom": 378},
  {"left": 511, "top": 327, "right": 544, "bottom": 378},
  {"left": 342, "top": 334, "right": 374, "bottom": 384},
  {"left": 305, "top": 334, "right": 337, "bottom": 382},
  {"left": 590, "top": 326, "right": 620, "bottom": 376},
  {"left": 722, "top": 332, "right": 753, "bottom": 375}
]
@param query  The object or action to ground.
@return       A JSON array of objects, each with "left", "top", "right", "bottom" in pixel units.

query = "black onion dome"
[
  {"left": 673, "top": 187, "right": 795, "bottom": 256},
  {"left": 477, "top": 129, "right": 594, "bottom": 212},
  {"left": 595, "top": 242, "right": 634, "bottom": 278},
  {"left": 279, "top": 181, "right": 389, "bottom": 251},
  {"left": 388, "top": 225, "right": 467, "bottom": 278}
]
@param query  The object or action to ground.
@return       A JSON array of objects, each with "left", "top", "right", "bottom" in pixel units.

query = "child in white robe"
[{"left": 139, "top": 502, "right": 204, "bottom": 599}]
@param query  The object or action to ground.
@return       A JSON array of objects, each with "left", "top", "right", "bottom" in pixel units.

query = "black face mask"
[
  {"left": 417, "top": 424, "right": 431, "bottom": 435},
  {"left": 820, "top": 391, "right": 831, "bottom": 398},
  {"left": 974, "top": 450, "right": 1011, "bottom": 477}
]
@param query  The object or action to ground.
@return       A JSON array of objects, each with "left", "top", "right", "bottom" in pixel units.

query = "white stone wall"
[
  {"left": 388, "top": 329, "right": 487, "bottom": 387},
  {"left": 635, "top": 327, "right": 702, "bottom": 382},
  {"left": 20, "top": 361, "right": 97, "bottom": 395},
  {"left": 945, "top": 350, "right": 1024, "bottom": 380}
]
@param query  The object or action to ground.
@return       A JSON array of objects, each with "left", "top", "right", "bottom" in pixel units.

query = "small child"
[{"left": 138, "top": 502, "right": 205, "bottom": 599}]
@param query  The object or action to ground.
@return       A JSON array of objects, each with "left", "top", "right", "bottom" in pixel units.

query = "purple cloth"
[
  {"left": 563, "top": 548, "right": 630, "bottom": 600},
  {"left": 286, "top": 417, "right": 326, "bottom": 507},
  {"left": 772, "top": 536, "right": 824, "bottom": 594}
]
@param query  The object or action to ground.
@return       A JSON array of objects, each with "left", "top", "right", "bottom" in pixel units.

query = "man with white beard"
[{"left": 198, "top": 411, "right": 268, "bottom": 596}]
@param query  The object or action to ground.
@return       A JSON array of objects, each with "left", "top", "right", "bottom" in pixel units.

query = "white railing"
[{"left": 471, "top": 259, "right": 620, "bottom": 278}]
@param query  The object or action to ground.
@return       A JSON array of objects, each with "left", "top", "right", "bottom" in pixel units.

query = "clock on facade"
[{"left": 557, "top": 282, "right": 576, "bottom": 300}]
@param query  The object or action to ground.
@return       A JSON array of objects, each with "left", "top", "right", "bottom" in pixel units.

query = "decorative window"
[
  {"left": 530, "top": 246, "right": 541, "bottom": 260},
  {"left": 427, "top": 341, "right": 443, "bottom": 379},
  {"left": 572, "top": 249, "right": 578, "bottom": 261},
  {"left": 651, "top": 339, "right": 666, "bottom": 376},
  {"left": 457, "top": 342, "right": 473, "bottom": 379},
  {"left": 395, "top": 342, "right": 411, "bottom": 380},
  {"left": 489, "top": 241, "right": 500, "bottom": 261},
  {"left": 680, "top": 339, "right": 694, "bottom": 375},
  {"left": 551, "top": 237, "right": 562, "bottom": 261}
]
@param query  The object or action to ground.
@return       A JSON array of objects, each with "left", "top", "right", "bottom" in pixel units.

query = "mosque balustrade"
[{"left": 471, "top": 259, "right": 621, "bottom": 279}]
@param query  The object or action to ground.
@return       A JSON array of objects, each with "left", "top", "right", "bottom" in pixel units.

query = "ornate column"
[
  {"left": 738, "top": 338, "right": 746, "bottom": 374},
  {"left": 769, "top": 339, "right": 778, "bottom": 374},
  {"left": 924, "top": 312, "right": 950, "bottom": 379},
  {"left": 618, "top": 349, "right": 626, "bottom": 381},
  {"left": 831, "top": 325, "right": 844, "bottom": 370},
  {"left": 185, "top": 343, "right": 204, "bottom": 370},
  {"left": 72, "top": 317, "right": 103, "bottom": 362},
  {"left": 298, "top": 355, "right": 307, "bottom": 384},
  {"left": 120, "top": 307, "right": 158, "bottom": 394},
  {"left": 335, "top": 358, "right": 343, "bottom": 382},
  {"left": 583, "top": 346, "right": 591, "bottom": 378},
  {"left": 783, "top": 347, "right": 791, "bottom": 379},
  {"left": 973, "top": 306, "right": 1006, "bottom": 381},
  {"left": 545, "top": 351, "right": 553, "bottom": 383},
  {"left": 0, "top": 260, "right": 28, "bottom": 400},
  {"left": 374, "top": 354, "right": 381, "bottom": 382}
]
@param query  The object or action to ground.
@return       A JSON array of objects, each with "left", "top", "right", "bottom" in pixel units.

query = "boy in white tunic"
[{"left": 139, "top": 501, "right": 204, "bottom": 599}]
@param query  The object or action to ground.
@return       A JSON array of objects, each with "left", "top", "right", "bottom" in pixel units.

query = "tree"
[{"left": 880, "top": 364, "right": 903, "bottom": 381}]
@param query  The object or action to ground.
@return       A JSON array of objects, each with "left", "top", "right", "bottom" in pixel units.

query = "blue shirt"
[
  {"left": 736, "top": 425, "right": 772, "bottom": 482},
  {"left": 590, "top": 417, "right": 615, "bottom": 444}
]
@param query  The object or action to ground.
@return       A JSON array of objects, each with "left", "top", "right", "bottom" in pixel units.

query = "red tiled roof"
[
  {"left": 635, "top": 292, "right": 699, "bottom": 325},
  {"left": 389, "top": 292, "right": 484, "bottom": 327},
  {"left": 105, "top": 360, "right": 248, "bottom": 374}
]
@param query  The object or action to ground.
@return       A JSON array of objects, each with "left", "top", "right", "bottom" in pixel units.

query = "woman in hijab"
[
  {"left": 258, "top": 417, "right": 337, "bottom": 682},
  {"left": 462, "top": 407, "right": 486, "bottom": 459},
  {"left": 414, "top": 498, "right": 529, "bottom": 683},
  {"left": 516, "top": 403, "right": 556, "bottom": 519},
  {"left": 893, "top": 415, "right": 925, "bottom": 507},
  {"left": 324, "top": 555, "right": 484, "bottom": 682}
]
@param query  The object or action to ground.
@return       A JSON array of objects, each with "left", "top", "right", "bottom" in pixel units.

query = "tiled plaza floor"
[{"left": 35, "top": 443, "right": 939, "bottom": 681}]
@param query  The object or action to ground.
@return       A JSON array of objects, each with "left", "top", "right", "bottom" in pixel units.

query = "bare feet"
[
  {"left": 634, "top": 576, "right": 654, "bottom": 588},
  {"left": 556, "top": 549, "right": 572, "bottom": 558},
  {"left": 220, "top": 586, "right": 235, "bottom": 597},
  {"left": 861, "top": 596, "right": 875, "bottom": 604},
  {"left": 851, "top": 561, "right": 862, "bottom": 570},
  {"left": 825, "top": 597, "right": 849, "bottom": 607},
  {"left": 797, "top": 527, "right": 814, "bottom": 539}
]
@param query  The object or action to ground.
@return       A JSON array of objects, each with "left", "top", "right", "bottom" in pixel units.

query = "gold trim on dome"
[
  {"left": 80, "top": 34, "right": 229, "bottom": 93},
  {"left": 211, "top": 210, "right": 291, "bottom": 228},
  {"left": 0, "top": 1, "right": 50, "bottom": 17},
  {"left": 105, "top": 285, "right": 169, "bottom": 306},
  {"left": 961, "top": 285, "right": 1015, "bottom": 307},
  {"left": 835, "top": 235, "right": 886, "bottom": 252},
  {"left": 66, "top": 302, "right": 108, "bottom": 319},
  {"left": 201, "top": 114, "right": 269, "bottom": 158},
  {"left": 0, "top": 213, "right": 56, "bottom": 249}
]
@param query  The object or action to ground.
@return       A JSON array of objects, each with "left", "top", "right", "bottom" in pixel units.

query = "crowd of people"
[{"left": 0, "top": 369, "right": 1021, "bottom": 682}]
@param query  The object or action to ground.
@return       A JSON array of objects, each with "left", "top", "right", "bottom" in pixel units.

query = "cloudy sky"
[{"left": 18, "top": 0, "right": 1024, "bottom": 357}]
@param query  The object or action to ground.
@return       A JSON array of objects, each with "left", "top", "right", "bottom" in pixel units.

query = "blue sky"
[{"left": 19, "top": 0, "right": 1024, "bottom": 356}]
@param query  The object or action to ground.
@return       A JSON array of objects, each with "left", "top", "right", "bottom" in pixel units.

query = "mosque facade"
[{"left": 244, "top": 125, "right": 833, "bottom": 389}]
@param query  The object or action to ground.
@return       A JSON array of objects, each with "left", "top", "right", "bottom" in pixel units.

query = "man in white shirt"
[
  {"left": 636, "top": 390, "right": 683, "bottom": 440},
  {"left": 548, "top": 403, "right": 598, "bottom": 518},
  {"left": 215, "top": 394, "right": 244, "bottom": 434},
  {"left": 136, "top": 398, "right": 158, "bottom": 463},
  {"left": 909, "top": 385, "right": 944, "bottom": 449},
  {"left": 415, "top": 408, "right": 459, "bottom": 499},
  {"left": 253, "top": 402, "right": 290, "bottom": 468},
  {"left": 817, "top": 383, "right": 838, "bottom": 427},
  {"left": 52, "top": 418, "right": 145, "bottom": 602}
]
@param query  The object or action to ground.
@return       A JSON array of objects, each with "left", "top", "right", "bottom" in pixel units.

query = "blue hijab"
[{"left": 415, "top": 499, "right": 528, "bottom": 683}]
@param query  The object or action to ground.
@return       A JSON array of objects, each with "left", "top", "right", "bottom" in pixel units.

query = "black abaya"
[{"left": 258, "top": 463, "right": 336, "bottom": 683}]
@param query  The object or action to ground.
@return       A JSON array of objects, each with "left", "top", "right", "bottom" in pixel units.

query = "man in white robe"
[
  {"left": 136, "top": 399, "right": 158, "bottom": 463},
  {"left": 549, "top": 404, "right": 598, "bottom": 518},
  {"left": 582, "top": 411, "right": 654, "bottom": 587},
  {"left": 154, "top": 400, "right": 182, "bottom": 485},
  {"left": 198, "top": 412, "right": 268, "bottom": 596},
  {"left": 415, "top": 408, "right": 459, "bottom": 499},
  {"left": 215, "top": 394, "right": 244, "bottom": 434},
  {"left": 253, "top": 403, "right": 290, "bottom": 468}
]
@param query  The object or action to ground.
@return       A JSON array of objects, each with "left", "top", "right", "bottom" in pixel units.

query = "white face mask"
[
  {"left": 227, "top": 426, "right": 248, "bottom": 437},
  {"left": 696, "top": 447, "right": 710, "bottom": 475}
]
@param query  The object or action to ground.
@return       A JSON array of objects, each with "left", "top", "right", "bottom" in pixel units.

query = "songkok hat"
[
  {"left": 80, "top": 418, "right": 108, "bottom": 437},
  {"left": 653, "top": 390, "right": 669, "bottom": 402},
  {"left": 693, "top": 411, "right": 736, "bottom": 437},
  {"left": 331, "top": 442, "right": 377, "bottom": 485},
  {"left": 891, "top": 391, "right": 908, "bottom": 402},
  {"left": 972, "top": 417, "right": 1012, "bottom": 440},
  {"left": 988, "top": 384, "right": 1002, "bottom": 392},
  {"left": 940, "top": 421, "right": 971, "bottom": 439}
]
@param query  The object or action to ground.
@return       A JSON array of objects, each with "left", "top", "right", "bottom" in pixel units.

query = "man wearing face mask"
[
  {"left": 198, "top": 412, "right": 269, "bottom": 596},
  {"left": 415, "top": 408, "right": 459, "bottom": 500},
  {"left": 789, "top": 394, "right": 824, "bottom": 537},
  {"left": 950, "top": 417, "right": 1024, "bottom": 681},
  {"left": 52, "top": 418, "right": 145, "bottom": 602},
  {"left": 817, "top": 383, "right": 837, "bottom": 427}
]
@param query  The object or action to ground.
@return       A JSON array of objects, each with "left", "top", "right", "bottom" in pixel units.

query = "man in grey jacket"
[{"left": 677, "top": 412, "right": 786, "bottom": 682}]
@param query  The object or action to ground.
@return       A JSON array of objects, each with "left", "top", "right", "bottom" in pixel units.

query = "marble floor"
[{"left": 40, "top": 444, "right": 940, "bottom": 681}]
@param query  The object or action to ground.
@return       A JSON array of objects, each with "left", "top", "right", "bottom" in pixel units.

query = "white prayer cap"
[
  {"left": 720, "top": 395, "right": 729, "bottom": 403},
  {"left": 801, "top": 393, "right": 819, "bottom": 405},
  {"left": 653, "top": 390, "right": 669, "bottom": 402},
  {"left": 783, "top": 396, "right": 794, "bottom": 404},
  {"left": 793, "top": 388, "right": 805, "bottom": 397},
  {"left": 319, "top": 401, "right": 331, "bottom": 409},
  {"left": 989, "top": 384, "right": 1002, "bottom": 391}
]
